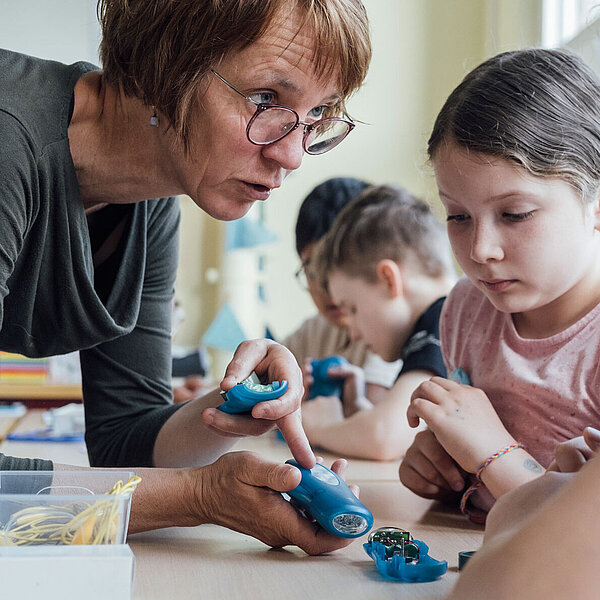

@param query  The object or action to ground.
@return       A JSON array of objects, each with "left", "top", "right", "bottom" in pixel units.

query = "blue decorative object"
[
  {"left": 201, "top": 303, "right": 247, "bottom": 351},
  {"left": 449, "top": 367, "right": 471, "bottom": 385},
  {"left": 363, "top": 537, "right": 447, "bottom": 583},
  {"left": 217, "top": 379, "right": 288, "bottom": 414},
  {"left": 285, "top": 459, "right": 373, "bottom": 538},
  {"left": 225, "top": 217, "right": 278, "bottom": 251},
  {"left": 309, "top": 355, "right": 349, "bottom": 399}
]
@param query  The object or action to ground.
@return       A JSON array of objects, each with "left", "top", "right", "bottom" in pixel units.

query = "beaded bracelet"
[{"left": 460, "top": 442, "right": 523, "bottom": 522}]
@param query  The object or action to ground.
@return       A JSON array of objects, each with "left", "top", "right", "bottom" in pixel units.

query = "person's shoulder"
[
  {"left": 285, "top": 314, "right": 334, "bottom": 345},
  {"left": 0, "top": 49, "right": 98, "bottom": 150}
]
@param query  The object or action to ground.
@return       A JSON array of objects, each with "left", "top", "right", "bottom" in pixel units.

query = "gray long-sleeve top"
[{"left": 0, "top": 49, "right": 183, "bottom": 470}]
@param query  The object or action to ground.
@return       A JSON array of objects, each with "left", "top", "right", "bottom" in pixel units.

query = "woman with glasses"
[{"left": 0, "top": 0, "right": 371, "bottom": 553}]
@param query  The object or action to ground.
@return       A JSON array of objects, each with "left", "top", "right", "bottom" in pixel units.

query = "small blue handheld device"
[
  {"left": 363, "top": 527, "right": 448, "bottom": 583},
  {"left": 309, "top": 355, "right": 349, "bottom": 400},
  {"left": 285, "top": 459, "right": 373, "bottom": 538},
  {"left": 217, "top": 378, "right": 288, "bottom": 414}
]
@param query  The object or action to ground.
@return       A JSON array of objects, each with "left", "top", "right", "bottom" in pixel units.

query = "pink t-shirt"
[{"left": 441, "top": 277, "right": 600, "bottom": 468}]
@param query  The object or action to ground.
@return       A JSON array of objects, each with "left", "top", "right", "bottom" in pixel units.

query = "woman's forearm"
[
  {"left": 127, "top": 467, "right": 204, "bottom": 533},
  {"left": 152, "top": 388, "right": 237, "bottom": 467}
]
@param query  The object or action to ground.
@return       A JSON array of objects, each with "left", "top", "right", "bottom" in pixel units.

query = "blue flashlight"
[
  {"left": 309, "top": 355, "right": 349, "bottom": 399},
  {"left": 285, "top": 459, "right": 373, "bottom": 538},
  {"left": 217, "top": 378, "right": 289, "bottom": 414}
]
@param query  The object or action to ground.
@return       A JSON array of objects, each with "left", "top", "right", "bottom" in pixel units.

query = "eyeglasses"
[
  {"left": 295, "top": 261, "right": 317, "bottom": 290},
  {"left": 211, "top": 70, "right": 355, "bottom": 155}
]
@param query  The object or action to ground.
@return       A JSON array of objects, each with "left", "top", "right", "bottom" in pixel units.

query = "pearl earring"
[{"left": 150, "top": 107, "right": 159, "bottom": 127}]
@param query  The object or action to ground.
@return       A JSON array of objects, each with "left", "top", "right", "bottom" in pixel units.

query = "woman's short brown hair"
[{"left": 97, "top": 0, "right": 371, "bottom": 152}]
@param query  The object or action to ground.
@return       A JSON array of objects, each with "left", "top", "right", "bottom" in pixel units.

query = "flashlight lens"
[{"left": 332, "top": 514, "right": 369, "bottom": 535}]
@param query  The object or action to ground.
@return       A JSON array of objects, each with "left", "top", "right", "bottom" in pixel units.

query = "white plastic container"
[
  {"left": 0, "top": 470, "right": 136, "bottom": 546},
  {"left": 0, "top": 470, "right": 137, "bottom": 598}
]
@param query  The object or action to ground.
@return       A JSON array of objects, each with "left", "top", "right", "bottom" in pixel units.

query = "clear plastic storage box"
[{"left": 0, "top": 470, "right": 136, "bottom": 546}]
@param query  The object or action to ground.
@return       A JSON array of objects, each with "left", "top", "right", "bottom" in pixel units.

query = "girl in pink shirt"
[{"left": 400, "top": 48, "right": 600, "bottom": 521}]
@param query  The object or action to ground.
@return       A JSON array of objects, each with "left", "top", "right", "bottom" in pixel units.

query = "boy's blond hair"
[{"left": 314, "top": 184, "right": 453, "bottom": 287}]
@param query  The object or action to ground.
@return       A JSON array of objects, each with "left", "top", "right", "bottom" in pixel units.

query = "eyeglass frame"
[
  {"left": 294, "top": 259, "right": 317, "bottom": 291},
  {"left": 210, "top": 69, "right": 355, "bottom": 155}
]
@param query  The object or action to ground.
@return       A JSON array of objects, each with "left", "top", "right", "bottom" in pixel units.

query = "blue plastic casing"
[
  {"left": 309, "top": 355, "right": 349, "bottom": 399},
  {"left": 363, "top": 539, "right": 448, "bottom": 583},
  {"left": 217, "top": 379, "right": 289, "bottom": 414},
  {"left": 285, "top": 459, "right": 373, "bottom": 538}
]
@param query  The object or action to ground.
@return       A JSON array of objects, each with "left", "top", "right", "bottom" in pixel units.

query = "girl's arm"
[
  {"left": 407, "top": 377, "right": 544, "bottom": 498},
  {"left": 449, "top": 454, "right": 600, "bottom": 600},
  {"left": 302, "top": 370, "right": 432, "bottom": 461}
]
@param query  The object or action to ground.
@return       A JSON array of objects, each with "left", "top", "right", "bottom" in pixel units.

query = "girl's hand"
[
  {"left": 202, "top": 339, "right": 315, "bottom": 468},
  {"left": 407, "top": 377, "right": 514, "bottom": 473},
  {"left": 399, "top": 429, "right": 467, "bottom": 499},
  {"left": 548, "top": 427, "right": 600, "bottom": 473}
]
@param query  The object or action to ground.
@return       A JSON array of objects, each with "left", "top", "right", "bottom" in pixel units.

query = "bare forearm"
[
  {"left": 127, "top": 467, "right": 204, "bottom": 533},
  {"left": 341, "top": 382, "right": 385, "bottom": 418},
  {"left": 480, "top": 447, "right": 544, "bottom": 499},
  {"left": 153, "top": 388, "right": 237, "bottom": 467},
  {"left": 52, "top": 463, "right": 205, "bottom": 534},
  {"left": 309, "top": 371, "right": 431, "bottom": 460},
  {"left": 450, "top": 455, "right": 600, "bottom": 599},
  {"left": 308, "top": 403, "right": 416, "bottom": 461}
]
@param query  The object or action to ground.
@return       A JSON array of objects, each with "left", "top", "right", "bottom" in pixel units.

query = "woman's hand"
[
  {"left": 398, "top": 428, "right": 466, "bottom": 499},
  {"left": 201, "top": 339, "right": 314, "bottom": 468},
  {"left": 407, "top": 377, "right": 513, "bottom": 473},
  {"left": 192, "top": 451, "right": 356, "bottom": 555},
  {"left": 548, "top": 426, "right": 600, "bottom": 473}
]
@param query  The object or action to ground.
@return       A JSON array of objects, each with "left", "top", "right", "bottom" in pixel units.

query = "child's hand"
[
  {"left": 301, "top": 358, "right": 315, "bottom": 403},
  {"left": 407, "top": 377, "right": 514, "bottom": 473},
  {"left": 399, "top": 429, "right": 467, "bottom": 499},
  {"left": 326, "top": 362, "right": 370, "bottom": 417},
  {"left": 548, "top": 427, "right": 600, "bottom": 473},
  {"left": 301, "top": 395, "right": 344, "bottom": 434}
]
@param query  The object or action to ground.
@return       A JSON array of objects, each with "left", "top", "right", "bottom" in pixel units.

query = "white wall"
[{"left": 0, "top": 0, "right": 100, "bottom": 64}]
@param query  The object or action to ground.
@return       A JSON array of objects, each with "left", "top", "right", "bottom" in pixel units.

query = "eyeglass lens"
[
  {"left": 295, "top": 265, "right": 309, "bottom": 289},
  {"left": 249, "top": 108, "right": 351, "bottom": 155}
]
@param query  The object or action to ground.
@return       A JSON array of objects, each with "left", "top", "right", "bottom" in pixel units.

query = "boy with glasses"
[
  {"left": 302, "top": 184, "right": 456, "bottom": 460},
  {"left": 283, "top": 178, "right": 401, "bottom": 414}
]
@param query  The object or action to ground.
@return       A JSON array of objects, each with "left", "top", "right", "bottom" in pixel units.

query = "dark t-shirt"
[
  {"left": 397, "top": 297, "right": 446, "bottom": 379},
  {"left": 0, "top": 49, "right": 183, "bottom": 470}
]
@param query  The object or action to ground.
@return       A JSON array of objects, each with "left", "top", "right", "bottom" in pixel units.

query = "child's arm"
[
  {"left": 407, "top": 377, "right": 544, "bottom": 498},
  {"left": 449, "top": 451, "right": 600, "bottom": 600},
  {"left": 301, "top": 370, "right": 435, "bottom": 461}
]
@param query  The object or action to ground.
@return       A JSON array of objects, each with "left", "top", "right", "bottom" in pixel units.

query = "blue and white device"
[
  {"left": 309, "top": 355, "right": 349, "bottom": 399},
  {"left": 217, "top": 378, "right": 288, "bottom": 414},
  {"left": 285, "top": 459, "right": 373, "bottom": 538}
]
